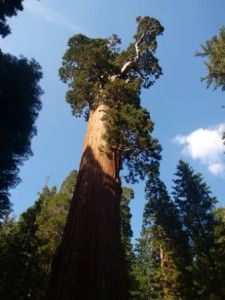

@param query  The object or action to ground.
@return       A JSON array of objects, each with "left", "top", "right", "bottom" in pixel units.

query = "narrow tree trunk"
[
  {"left": 159, "top": 246, "right": 167, "bottom": 300},
  {"left": 45, "top": 104, "right": 127, "bottom": 300}
]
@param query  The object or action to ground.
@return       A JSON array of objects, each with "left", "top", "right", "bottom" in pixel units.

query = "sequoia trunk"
[{"left": 45, "top": 104, "right": 127, "bottom": 300}]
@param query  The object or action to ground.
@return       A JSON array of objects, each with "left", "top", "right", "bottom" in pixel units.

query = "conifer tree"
[
  {"left": 0, "top": 51, "right": 42, "bottom": 221},
  {"left": 134, "top": 229, "right": 162, "bottom": 300},
  {"left": 213, "top": 207, "right": 225, "bottom": 295},
  {"left": 173, "top": 160, "right": 224, "bottom": 299},
  {"left": 135, "top": 171, "right": 192, "bottom": 300},
  {"left": 120, "top": 187, "right": 138, "bottom": 299},
  {"left": 0, "top": 186, "right": 53, "bottom": 299},
  {"left": 0, "top": 172, "right": 76, "bottom": 299},
  {"left": 196, "top": 27, "right": 225, "bottom": 91},
  {"left": 0, "top": 0, "right": 24, "bottom": 37},
  {"left": 46, "top": 16, "right": 163, "bottom": 299}
]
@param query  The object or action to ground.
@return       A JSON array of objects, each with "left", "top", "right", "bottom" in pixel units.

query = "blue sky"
[{"left": 1, "top": 0, "right": 225, "bottom": 241}]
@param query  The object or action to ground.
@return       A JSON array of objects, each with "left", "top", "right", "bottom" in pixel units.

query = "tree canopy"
[
  {"left": 196, "top": 27, "right": 225, "bottom": 91},
  {"left": 0, "top": 51, "right": 42, "bottom": 220},
  {"left": 0, "top": 0, "right": 24, "bottom": 37}
]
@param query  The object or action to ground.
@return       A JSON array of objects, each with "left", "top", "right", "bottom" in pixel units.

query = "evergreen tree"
[
  {"left": 134, "top": 229, "right": 162, "bottom": 300},
  {"left": 0, "top": 171, "right": 77, "bottom": 299},
  {"left": 0, "top": 186, "right": 52, "bottom": 299},
  {"left": 173, "top": 160, "right": 224, "bottom": 299},
  {"left": 196, "top": 27, "right": 225, "bottom": 91},
  {"left": 120, "top": 187, "right": 138, "bottom": 299},
  {"left": 213, "top": 207, "right": 225, "bottom": 296},
  {"left": 46, "top": 16, "right": 163, "bottom": 299},
  {"left": 0, "top": 181, "right": 74, "bottom": 299},
  {"left": 0, "top": 51, "right": 42, "bottom": 221},
  {"left": 0, "top": 0, "right": 24, "bottom": 37},
  {"left": 135, "top": 171, "right": 192, "bottom": 300},
  {"left": 60, "top": 170, "right": 78, "bottom": 197}
]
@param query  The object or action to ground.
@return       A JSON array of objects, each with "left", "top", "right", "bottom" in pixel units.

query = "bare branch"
[
  {"left": 109, "top": 26, "right": 157, "bottom": 82},
  {"left": 120, "top": 33, "right": 145, "bottom": 75}
]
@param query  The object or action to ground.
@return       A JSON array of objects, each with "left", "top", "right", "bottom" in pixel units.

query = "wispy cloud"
[
  {"left": 174, "top": 124, "right": 225, "bottom": 176},
  {"left": 24, "top": 0, "right": 80, "bottom": 32}
]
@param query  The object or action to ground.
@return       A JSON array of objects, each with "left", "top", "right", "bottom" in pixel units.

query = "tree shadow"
[{"left": 46, "top": 146, "right": 127, "bottom": 300}]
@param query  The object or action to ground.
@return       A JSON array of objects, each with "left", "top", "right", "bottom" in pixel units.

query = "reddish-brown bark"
[{"left": 45, "top": 104, "right": 127, "bottom": 299}]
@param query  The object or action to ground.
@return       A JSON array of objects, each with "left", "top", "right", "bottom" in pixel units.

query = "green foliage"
[
  {"left": 121, "top": 187, "right": 134, "bottom": 259},
  {"left": 120, "top": 187, "right": 137, "bottom": 298},
  {"left": 59, "top": 34, "right": 119, "bottom": 117},
  {"left": 0, "top": 171, "right": 136, "bottom": 299},
  {"left": 36, "top": 192, "right": 71, "bottom": 266},
  {"left": 59, "top": 17, "right": 164, "bottom": 116},
  {"left": 135, "top": 171, "right": 192, "bottom": 300},
  {"left": 0, "top": 50, "right": 42, "bottom": 221},
  {"left": 101, "top": 78, "right": 141, "bottom": 107},
  {"left": 60, "top": 170, "right": 78, "bottom": 197},
  {"left": 0, "top": 184, "right": 71, "bottom": 299},
  {"left": 173, "top": 160, "right": 217, "bottom": 251},
  {"left": 214, "top": 207, "right": 225, "bottom": 295},
  {"left": 1, "top": 165, "right": 225, "bottom": 299},
  {"left": 0, "top": 0, "right": 24, "bottom": 37},
  {"left": 173, "top": 160, "right": 224, "bottom": 299},
  {"left": 134, "top": 229, "right": 162, "bottom": 300},
  {"left": 0, "top": 187, "right": 48, "bottom": 299},
  {"left": 59, "top": 16, "right": 163, "bottom": 182},
  {"left": 115, "top": 17, "right": 164, "bottom": 89},
  {"left": 196, "top": 27, "right": 225, "bottom": 91},
  {"left": 134, "top": 162, "right": 225, "bottom": 299},
  {"left": 103, "top": 104, "right": 161, "bottom": 183}
]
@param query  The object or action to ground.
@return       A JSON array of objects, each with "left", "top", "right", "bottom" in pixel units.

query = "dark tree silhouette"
[
  {"left": 0, "top": 0, "right": 24, "bottom": 37},
  {"left": 0, "top": 50, "right": 42, "bottom": 220}
]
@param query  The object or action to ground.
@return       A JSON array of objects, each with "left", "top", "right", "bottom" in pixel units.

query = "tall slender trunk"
[
  {"left": 45, "top": 104, "right": 127, "bottom": 300},
  {"left": 159, "top": 246, "right": 167, "bottom": 300}
]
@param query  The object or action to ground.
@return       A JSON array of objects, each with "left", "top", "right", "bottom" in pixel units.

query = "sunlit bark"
[{"left": 45, "top": 104, "right": 127, "bottom": 300}]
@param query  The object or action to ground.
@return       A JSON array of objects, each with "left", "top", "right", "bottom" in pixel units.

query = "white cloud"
[
  {"left": 174, "top": 124, "right": 225, "bottom": 176},
  {"left": 24, "top": 0, "right": 80, "bottom": 32}
]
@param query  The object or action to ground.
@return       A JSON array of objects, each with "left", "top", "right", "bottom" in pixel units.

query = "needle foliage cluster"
[{"left": 196, "top": 27, "right": 225, "bottom": 91}]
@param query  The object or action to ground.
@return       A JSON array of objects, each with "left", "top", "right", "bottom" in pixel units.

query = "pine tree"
[
  {"left": 134, "top": 229, "right": 162, "bottom": 300},
  {"left": 135, "top": 171, "right": 192, "bottom": 300},
  {"left": 173, "top": 160, "right": 224, "bottom": 299},
  {"left": 46, "top": 16, "right": 163, "bottom": 299},
  {"left": 196, "top": 27, "right": 225, "bottom": 91}
]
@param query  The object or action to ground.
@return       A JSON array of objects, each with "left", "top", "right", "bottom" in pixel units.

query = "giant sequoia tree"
[{"left": 46, "top": 17, "right": 163, "bottom": 299}]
